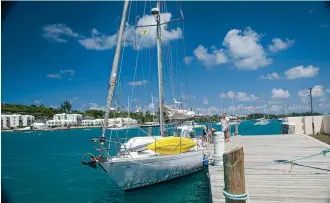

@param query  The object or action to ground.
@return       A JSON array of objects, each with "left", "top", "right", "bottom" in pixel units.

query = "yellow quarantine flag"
[{"left": 141, "top": 30, "right": 148, "bottom": 35}]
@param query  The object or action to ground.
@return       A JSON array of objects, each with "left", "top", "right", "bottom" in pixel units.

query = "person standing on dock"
[{"left": 221, "top": 114, "right": 230, "bottom": 142}]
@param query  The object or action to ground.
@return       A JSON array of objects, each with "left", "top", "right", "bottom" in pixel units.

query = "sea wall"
[{"left": 287, "top": 115, "right": 330, "bottom": 135}]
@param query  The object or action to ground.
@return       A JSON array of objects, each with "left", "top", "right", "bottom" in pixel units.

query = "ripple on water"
[{"left": 2, "top": 128, "right": 211, "bottom": 203}]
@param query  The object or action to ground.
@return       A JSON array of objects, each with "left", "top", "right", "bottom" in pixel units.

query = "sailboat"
[
  {"left": 254, "top": 104, "right": 270, "bottom": 125},
  {"left": 278, "top": 104, "right": 288, "bottom": 122},
  {"left": 82, "top": 0, "right": 206, "bottom": 191}
]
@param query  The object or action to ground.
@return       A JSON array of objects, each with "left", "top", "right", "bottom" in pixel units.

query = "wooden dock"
[{"left": 208, "top": 134, "right": 330, "bottom": 203}]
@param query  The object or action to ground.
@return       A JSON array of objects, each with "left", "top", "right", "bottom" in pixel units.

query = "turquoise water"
[{"left": 1, "top": 120, "right": 281, "bottom": 203}]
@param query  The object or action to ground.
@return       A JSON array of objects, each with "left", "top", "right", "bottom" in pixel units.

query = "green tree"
[{"left": 60, "top": 100, "right": 72, "bottom": 113}]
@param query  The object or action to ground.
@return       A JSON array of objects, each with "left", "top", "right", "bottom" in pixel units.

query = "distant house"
[
  {"left": 46, "top": 113, "right": 83, "bottom": 127},
  {"left": 1, "top": 114, "right": 34, "bottom": 129},
  {"left": 32, "top": 123, "right": 46, "bottom": 130}
]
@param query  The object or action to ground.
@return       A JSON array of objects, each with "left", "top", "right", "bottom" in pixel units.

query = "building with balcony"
[{"left": 1, "top": 114, "right": 35, "bottom": 129}]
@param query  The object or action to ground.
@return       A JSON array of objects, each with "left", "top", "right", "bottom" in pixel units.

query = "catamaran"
[{"left": 82, "top": 0, "right": 207, "bottom": 191}]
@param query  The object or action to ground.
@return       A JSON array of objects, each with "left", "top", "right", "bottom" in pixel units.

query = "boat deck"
[{"left": 208, "top": 134, "right": 330, "bottom": 203}]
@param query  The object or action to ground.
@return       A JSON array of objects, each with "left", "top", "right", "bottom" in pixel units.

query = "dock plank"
[{"left": 208, "top": 134, "right": 330, "bottom": 203}]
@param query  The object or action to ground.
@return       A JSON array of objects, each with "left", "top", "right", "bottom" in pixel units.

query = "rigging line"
[
  {"left": 167, "top": 39, "right": 176, "bottom": 102},
  {"left": 164, "top": 42, "right": 173, "bottom": 105},
  {"left": 147, "top": 39, "right": 152, "bottom": 105},
  {"left": 180, "top": 5, "right": 191, "bottom": 107},
  {"left": 129, "top": 0, "right": 147, "bottom": 114},
  {"left": 116, "top": 0, "right": 133, "bottom": 100}
]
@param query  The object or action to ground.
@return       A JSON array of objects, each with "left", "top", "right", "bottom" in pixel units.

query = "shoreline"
[{"left": 1, "top": 125, "right": 104, "bottom": 133}]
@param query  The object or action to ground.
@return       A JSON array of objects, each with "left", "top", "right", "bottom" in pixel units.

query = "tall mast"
[
  {"left": 102, "top": 0, "right": 129, "bottom": 137},
  {"left": 155, "top": 0, "right": 165, "bottom": 136},
  {"left": 220, "top": 101, "right": 223, "bottom": 115},
  {"left": 128, "top": 97, "right": 130, "bottom": 118},
  {"left": 231, "top": 97, "right": 234, "bottom": 116},
  {"left": 152, "top": 94, "right": 155, "bottom": 121},
  {"left": 120, "top": 82, "right": 123, "bottom": 112}
]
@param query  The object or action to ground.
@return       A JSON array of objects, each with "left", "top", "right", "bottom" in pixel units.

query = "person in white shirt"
[{"left": 222, "top": 113, "right": 230, "bottom": 142}]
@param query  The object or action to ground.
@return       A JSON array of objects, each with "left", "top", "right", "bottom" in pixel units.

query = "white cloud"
[
  {"left": 47, "top": 69, "right": 76, "bottom": 80},
  {"left": 284, "top": 65, "right": 319, "bottom": 80},
  {"left": 223, "top": 27, "right": 271, "bottom": 70},
  {"left": 288, "top": 104, "right": 302, "bottom": 111},
  {"left": 326, "top": 89, "right": 330, "bottom": 94},
  {"left": 88, "top": 102, "right": 105, "bottom": 110},
  {"left": 47, "top": 74, "right": 62, "bottom": 79},
  {"left": 193, "top": 45, "right": 227, "bottom": 68},
  {"left": 269, "top": 105, "right": 282, "bottom": 113},
  {"left": 298, "top": 85, "right": 325, "bottom": 102},
  {"left": 268, "top": 38, "right": 294, "bottom": 53},
  {"left": 147, "top": 102, "right": 156, "bottom": 112},
  {"left": 34, "top": 100, "right": 41, "bottom": 104},
  {"left": 320, "top": 97, "right": 327, "bottom": 102},
  {"left": 44, "top": 13, "right": 181, "bottom": 51},
  {"left": 236, "top": 92, "right": 259, "bottom": 102},
  {"left": 73, "top": 96, "right": 79, "bottom": 100},
  {"left": 78, "top": 28, "right": 117, "bottom": 51},
  {"left": 220, "top": 91, "right": 235, "bottom": 99},
  {"left": 220, "top": 91, "right": 259, "bottom": 102},
  {"left": 202, "top": 97, "right": 209, "bottom": 105},
  {"left": 195, "top": 106, "right": 218, "bottom": 116},
  {"left": 184, "top": 56, "right": 193, "bottom": 65},
  {"left": 268, "top": 100, "right": 284, "bottom": 105},
  {"left": 126, "top": 13, "right": 182, "bottom": 49},
  {"left": 319, "top": 103, "right": 330, "bottom": 108},
  {"left": 60, "top": 69, "right": 75, "bottom": 76},
  {"left": 311, "top": 85, "right": 325, "bottom": 97},
  {"left": 271, "top": 88, "right": 290, "bottom": 99},
  {"left": 260, "top": 72, "right": 280, "bottom": 80},
  {"left": 127, "top": 80, "right": 148, "bottom": 86},
  {"left": 287, "top": 104, "right": 310, "bottom": 112},
  {"left": 42, "top": 23, "right": 80, "bottom": 43}
]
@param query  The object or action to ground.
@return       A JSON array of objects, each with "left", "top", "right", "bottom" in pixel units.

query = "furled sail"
[
  {"left": 145, "top": 137, "right": 196, "bottom": 155},
  {"left": 164, "top": 106, "right": 195, "bottom": 120}
]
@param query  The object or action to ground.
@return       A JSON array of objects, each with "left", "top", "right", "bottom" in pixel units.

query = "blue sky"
[{"left": 2, "top": 1, "right": 330, "bottom": 115}]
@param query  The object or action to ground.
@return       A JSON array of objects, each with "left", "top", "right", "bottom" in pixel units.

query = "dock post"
[
  {"left": 234, "top": 123, "right": 238, "bottom": 136},
  {"left": 148, "top": 127, "right": 152, "bottom": 136},
  {"left": 223, "top": 147, "right": 247, "bottom": 203},
  {"left": 212, "top": 132, "right": 224, "bottom": 168}
]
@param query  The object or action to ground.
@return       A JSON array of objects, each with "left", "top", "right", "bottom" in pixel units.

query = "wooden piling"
[{"left": 223, "top": 147, "right": 246, "bottom": 203}]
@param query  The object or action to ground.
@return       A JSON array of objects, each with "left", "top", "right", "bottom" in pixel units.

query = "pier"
[{"left": 208, "top": 134, "right": 330, "bottom": 203}]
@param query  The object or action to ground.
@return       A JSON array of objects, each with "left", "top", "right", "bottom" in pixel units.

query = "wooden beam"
[{"left": 223, "top": 147, "right": 246, "bottom": 203}]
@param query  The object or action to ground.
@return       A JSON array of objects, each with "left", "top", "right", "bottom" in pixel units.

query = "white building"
[
  {"left": 21, "top": 115, "right": 35, "bottom": 126},
  {"left": 1, "top": 114, "right": 35, "bottom": 129},
  {"left": 47, "top": 113, "right": 83, "bottom": 127},
  {"left": 32, "top": 123, "right": 46, "bottom": 130},
  {"left": 67, "top": 114, "right": 83, "bottom": 123},
  {"left": 80, "top": 118, "right": 138, "bottom": 127},
  {"left": 81, "top": 119, "right": 105, "bottom": 126},
  {"left": 46, "top": 119, "right": 78, "bottom": 127},
  {"left": 53, "top": 113, "right": 82, "bottom": 123}
]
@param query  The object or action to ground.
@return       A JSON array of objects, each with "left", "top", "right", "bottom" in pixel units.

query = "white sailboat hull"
[
  {"left": 254, "top": 119, "right": 270, "bottom": 125},
  {"left": 100, "top": 150, "right": 204, "bottom": 190}
]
